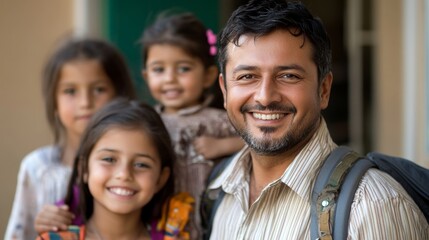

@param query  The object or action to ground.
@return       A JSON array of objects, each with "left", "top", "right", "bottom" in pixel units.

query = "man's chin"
[
  {"left": 251, "top": 147, "right": 286, "bottom": 156},
  {"left": 243, "top": 135, "right": 290, "bottom": 156}
]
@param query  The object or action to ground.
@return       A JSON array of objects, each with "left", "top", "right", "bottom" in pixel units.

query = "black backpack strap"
[
  {"left": 201, "top": 154, "right": 235, "bottom": 240},
  {"left": 204, "top": 189, "right": 225, "bottom": 240},
  {"left": 311, "top": 146, "right": 363, "bottom": 240},
  {"left": 334, "top": 158, "right": 374, "bottom": 239}
]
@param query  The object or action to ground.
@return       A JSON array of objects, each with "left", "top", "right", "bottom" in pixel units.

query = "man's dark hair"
[{"left": 218, "top": 0, "right": 331, "bottom": 83}]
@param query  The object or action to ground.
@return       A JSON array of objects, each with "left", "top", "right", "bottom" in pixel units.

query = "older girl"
[{"left": 5, "top": 38, "right": 136, "bottom": 240}]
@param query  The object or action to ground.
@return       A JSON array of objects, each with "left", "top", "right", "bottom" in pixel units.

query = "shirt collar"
[
  {"left": 280, "top": 119, "right": 336, "bottom": 202},
  {"left": 208, "top": 146, "right": 251, "bottom": 193}
]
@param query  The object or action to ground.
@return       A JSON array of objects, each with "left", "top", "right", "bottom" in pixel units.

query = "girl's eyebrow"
[
  {"left": 176, "top": 60, "right": 195, "bottom": 65},
  {"left": 96, "top": 148, "right": 157, "bottom": 161},
  {"left": 135, "top": 153, "right": 156, "bottom": 162},
  {"left": 147, "top": 60, "right": 163, "bottom": 66},
  {"left": 96, "top": 148, "right": 116, "bottom": 153},
  {"left": 58, "top": 79, "right": 109, "bottom": 85},
  {"left": 148, "top": 59, "right": 195, "bottom": 66}
]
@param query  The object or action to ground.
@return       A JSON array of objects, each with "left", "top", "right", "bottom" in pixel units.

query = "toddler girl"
[
  {"left": 5, "top": 38, "right": 136, "bottom": 240},
  {"left": 141, "top": 12, "right": 244, "bottom": 239}
]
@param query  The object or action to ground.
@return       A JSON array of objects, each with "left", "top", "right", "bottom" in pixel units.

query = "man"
[{"left": 207, "top": 0, "right": 429, "bottom": 239}]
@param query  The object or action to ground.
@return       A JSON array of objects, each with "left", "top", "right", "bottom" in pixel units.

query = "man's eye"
[
  {"left": 279, "top": 73, "right": 302, "bottom": 82},
  {"left": 283, "top": 74, "right": 298, "bottom": 79},
  {"left": 238, "top": 74, "right": 254, "bottom": 80}
]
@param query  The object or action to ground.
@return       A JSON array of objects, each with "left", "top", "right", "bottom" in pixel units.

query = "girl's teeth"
[{"left": 109, "top": 187, "right": 134, "bottom": 196}]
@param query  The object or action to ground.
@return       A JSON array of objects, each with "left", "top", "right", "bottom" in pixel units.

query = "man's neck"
[
  {"left": 248, "top": 151, "right": 295, "bottom": 205},
  {"left": 247, "top": 130, "right": 316, "bottom": 205}
]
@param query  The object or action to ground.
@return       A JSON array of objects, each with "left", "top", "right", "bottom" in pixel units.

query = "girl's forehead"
[
  {"left": 61, "top": 58, "right": 102, "bottom": 69},
  {"left": 148, "top": 43, "right": 190, "bottom": 56},
  {"left": 92, "top": 127, "right": 155, "bottom": 152},
  {"left": 56, "top": 60, "right": 111, "bottom": 84},
  {"left": 146, "top": 44, "right": 201, "bottom": 65}
]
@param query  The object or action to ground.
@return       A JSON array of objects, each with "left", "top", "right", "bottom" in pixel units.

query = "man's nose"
[{"left": 253, "top": 77, "right": 282, "bottom": 106}]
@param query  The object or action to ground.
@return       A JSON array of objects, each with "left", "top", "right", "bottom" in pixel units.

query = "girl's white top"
[{"left": 4, "top": 145, "right": 72, "bottom": 240}]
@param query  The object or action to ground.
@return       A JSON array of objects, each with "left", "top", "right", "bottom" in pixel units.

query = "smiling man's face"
[{"left": 219, "top": 29, "right": 332, "bottom": 155}]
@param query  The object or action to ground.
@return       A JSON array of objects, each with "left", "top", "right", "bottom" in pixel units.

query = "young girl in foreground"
[
  {"left": 5, "top": 38, "right": 136, "bottom": 240},
  {"left": 37, "top": 98, "right": 175, "bottom": 239},
  {"left": 141, "top": 12, "right": 244, "bottom": 239}
]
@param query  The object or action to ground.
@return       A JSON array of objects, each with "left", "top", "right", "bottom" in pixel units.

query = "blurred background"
[{"left": 1, "top": 0, "right": 428, "bottom": 235}]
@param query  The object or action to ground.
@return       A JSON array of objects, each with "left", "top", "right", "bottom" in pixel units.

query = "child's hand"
[
  {"left": 34, "top": 204, "right": 74, "bottom": 233},
  {"left": 193, "top": 136, "right": 220, "bottom": 160},
  {"left": 194, "top": 136, "right": 245, "bottom": 161}
]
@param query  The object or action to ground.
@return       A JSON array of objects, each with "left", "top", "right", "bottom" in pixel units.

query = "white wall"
[
  {"left": 373, "top": 0, "right": 404, "bottom": 155},
  {"left": 373, "top": 0, "right": 429, "bottom": 167}
]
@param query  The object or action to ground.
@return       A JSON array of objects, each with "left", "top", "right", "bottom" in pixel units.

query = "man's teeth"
[
  {"left": 109, "top": 187, "right": 135, "bottom": 196},
  {"left": 253, "top": 113, "right": 283, "bottom": 120}
]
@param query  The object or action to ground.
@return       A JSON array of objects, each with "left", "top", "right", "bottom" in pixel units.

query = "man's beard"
[
  {"left": 238, "top": 120, "right": 318, "bottom": 156},
  {"left": 229, "top": 102, "right": 320, "bottom": 156}
]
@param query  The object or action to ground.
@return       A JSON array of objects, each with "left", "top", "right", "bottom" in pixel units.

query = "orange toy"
[{"left": 157, "top": 192, "right": 194, "bottom": 240}]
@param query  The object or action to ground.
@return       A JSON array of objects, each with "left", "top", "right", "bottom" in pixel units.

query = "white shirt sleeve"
[{"left": 4, "top": 154, "right": 38, "bottom": 240}]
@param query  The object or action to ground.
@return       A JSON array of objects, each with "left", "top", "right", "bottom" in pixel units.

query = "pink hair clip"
[{"left": 206, "top": 29, "right": 217, "bottom": 56}]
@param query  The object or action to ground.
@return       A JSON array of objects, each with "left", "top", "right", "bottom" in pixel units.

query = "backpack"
[
  {"left": 310, "top": 146, "right": 429, "bottom": 240},
  {"left": 200, "top": 146, "right": 429, "bottom": 240}
]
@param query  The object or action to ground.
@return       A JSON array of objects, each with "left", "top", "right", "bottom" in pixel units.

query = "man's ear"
[
  {"left": 203, "top": 65, "right": 219, "bottom": 88},
  {"left": 319, "top": 71, "right": 333, "bottom": 110},
  {"left": 219, "top": 73, "right": 227, "bottom": 109},
  {"left": 156, "top": 167, "right": 171, "bottom": 192}
]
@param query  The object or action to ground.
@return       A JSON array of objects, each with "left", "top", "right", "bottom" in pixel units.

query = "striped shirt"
[{"left": 208, "top": 119, "right": 429, "bottom": 240}]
